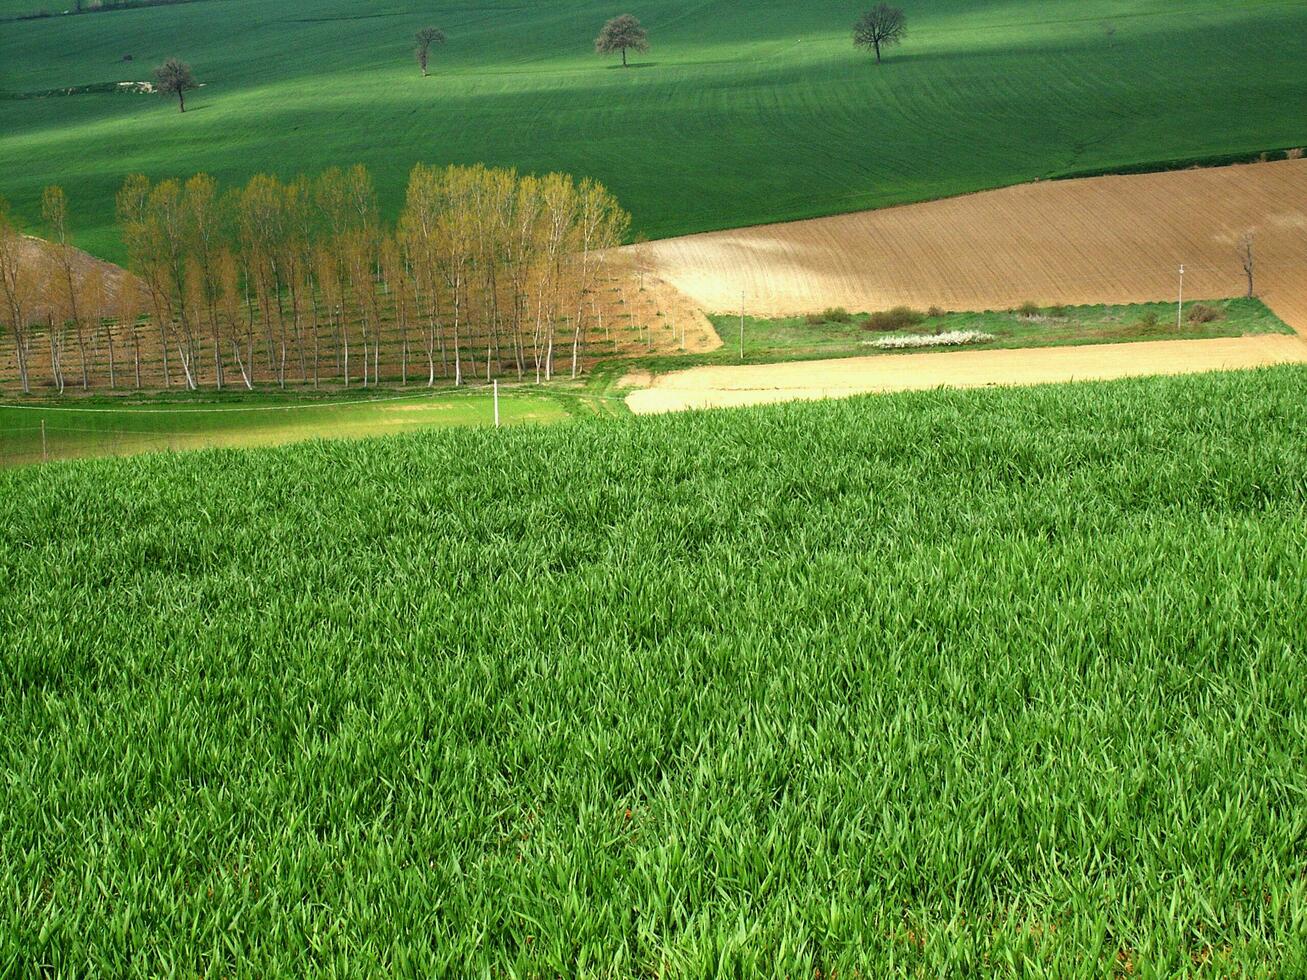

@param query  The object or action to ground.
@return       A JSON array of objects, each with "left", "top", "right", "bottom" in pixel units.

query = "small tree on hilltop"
[
  {"left": 596, "top": 14, "right": 649, "bottom": 68},
  {"left": 416, "top": 27, "right": 446, "bottom": 77},
  {"left": 854, "top": 4, "right": 907, "bottom": 64},
  {"left": 154, "top": 57, "right": 198, "bottom": 112}
]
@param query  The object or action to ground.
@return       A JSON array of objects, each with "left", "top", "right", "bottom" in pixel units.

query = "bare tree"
[
  {"left": 84, "top": 266, "right": 114, "bottom": 389},
  {"left": 183, "top": 173, "right": 225, "bottom": 389},
  {"left": 380, "top": 235, "right": 410, "bottom": 384},
  {"left": 117, "top": 277, "right": 145, "bottom": 389},
  {"left": 415, "top": 27, "right": 446, "bottom": 77},
  {"left": 154, "top": 58, "right": 198, "bottom": 112},
  {"left": 1238, "top": 230, "right": 1256, "bottom": 298},
  {"left": 595, "top": 14, "right": 649, "bottom": 68},
  {"left": 218, "top": 248, "right": 253, "bottom": 389},
  {"left": 117, "top": 174, "right": 175, "bottom": 386},
  {"left": 570, "top": 178, "right": 628, "bottom": 378},
  {"left": 42, "top": 186, "right": 90, "bottom": 388},
  {"left": 854, "top": 4, "right": 907, "bottom": 64},
  {"left": 0, "top": 198, "right": 37, "bottom": 394},
  {"left": 151, "top": 179, "right": 200, "bottom": 389}
]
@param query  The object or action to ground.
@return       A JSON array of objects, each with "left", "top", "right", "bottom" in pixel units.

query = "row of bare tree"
[{"left": 0, "top": 163, "right": 631, "bottom": 394}]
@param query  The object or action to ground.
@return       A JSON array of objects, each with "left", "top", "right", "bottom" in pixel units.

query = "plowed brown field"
[{"left": 634, "top": 159, "right": 1307, "bottom": 334}]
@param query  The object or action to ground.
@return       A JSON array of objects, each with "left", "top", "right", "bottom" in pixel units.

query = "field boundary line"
[{"left": 0, "top": 384, "right": 633, "bottom": 414}]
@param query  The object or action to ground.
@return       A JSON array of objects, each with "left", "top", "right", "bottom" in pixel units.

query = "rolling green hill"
[{"left": 2, "top": 0, "right": 1305, "bottom": 259}]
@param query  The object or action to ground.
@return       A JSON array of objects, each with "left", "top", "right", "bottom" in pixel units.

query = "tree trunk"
[
  {"left": 622, "top": 47, "right": 628, "bottom": 67},
  {"left": 14, "top": 328, "right": 30, "bottom": 395},
  {"left": 309, "top": 289, "right": 322, "bottom": 389},
  {"left": 76, "top": 324, "right": 89, "bottom": 389},
  {"left": 342, "top": 320, "right": 350, "bottom": 388},
  {"left": 131, "top": 322, "right": 141, "bottom": 389},
  {"left": 452, "top": 272, "right": 463, "bottom": 387},
  {"left": 231, "top": 338, "right": 253, "bottom": 390},
  {"left": 178, "top": 90, "right": 186, "bottom": 112},
  {"left": 106, "top": 324, "right": 116, "bottom": 389}
]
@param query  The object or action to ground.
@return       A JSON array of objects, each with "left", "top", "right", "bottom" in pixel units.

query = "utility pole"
[
  {"left": 1177, "top": 264, "right": 1185, "bottom": 329},
  {"left": 739, "top": 289, "right": 745, "bottom": 361}
]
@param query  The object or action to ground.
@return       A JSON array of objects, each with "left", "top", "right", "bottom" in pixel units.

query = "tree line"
[{"left": 0, "top": 164, "right": 630, "bottom": 394}]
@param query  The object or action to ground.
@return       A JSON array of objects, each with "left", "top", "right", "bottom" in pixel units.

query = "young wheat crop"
[{"left": 1, "top": 367, "right": 1305, "bottom": 975}]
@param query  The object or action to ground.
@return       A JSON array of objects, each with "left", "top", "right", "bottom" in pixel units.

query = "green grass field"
[
  {"left": 702, "top": 297, "right": 1297, "bottom": 367},
  {"left": 0, "top": 385, "right": 578, "bottom": 465},
  {"left": 2, "top": 366, "right": 1305, "bottom": 974},
  {"left": 2, "top": 0, "right": 1305, "bottom": 259}
]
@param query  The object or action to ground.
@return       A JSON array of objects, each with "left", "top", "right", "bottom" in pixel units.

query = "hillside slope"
[
  {"left": 635, "top": 159, "right": 1307, "bottom": 328},
  {"left": 2, "top": 367, "right": 1305, "bottom": 972},
  {"left": 2, "top": 0, "right": 1305, "bottom": 258}
]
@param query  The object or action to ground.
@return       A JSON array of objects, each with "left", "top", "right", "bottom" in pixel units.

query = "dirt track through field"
[
  {"left": 633, "top": 159, "right": 1307, "bottom": 334},
  {"left": 625, "top": 335, "right": 1307, "bottom": 414}
]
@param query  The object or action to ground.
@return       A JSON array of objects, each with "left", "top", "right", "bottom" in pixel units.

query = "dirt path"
[
  {"left": 631, "top": 159, "right": 1307, "bottom": 336},
  {"left": 625, "top": 335, "right": 1307, "bottom": 414}
]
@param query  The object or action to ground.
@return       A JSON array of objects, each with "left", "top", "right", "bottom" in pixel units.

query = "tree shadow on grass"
[{"left": 606, "top": 62, "right": 659, "bottom": 70}]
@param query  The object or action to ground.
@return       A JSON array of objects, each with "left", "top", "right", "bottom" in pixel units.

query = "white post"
[
  {"left": 739, "top": 290, "right": 745, "bottom": 361},
  {"left": 1177, "top": 264, "right": 1185, "bottom": 329},
  {"left": 41, "top": 419, "right": 47, "bottom": 462},
  {"left": 493, "top": 379, "right": 500, "bottom": 428}
]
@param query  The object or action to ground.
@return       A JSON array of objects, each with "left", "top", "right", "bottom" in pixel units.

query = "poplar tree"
[
  {"left": 42, "top": 187, "right": 90, "bottom": 388},
  {"left": 118, "top": 174, "right": 174, "bottom": 387},
  {"left": 0, "top": 198, "right": 36, "bottom": 394}
]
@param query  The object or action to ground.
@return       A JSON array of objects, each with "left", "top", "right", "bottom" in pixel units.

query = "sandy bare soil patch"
[
  {"left": 632, "top": 159, "right": 1307, "bottom": 335},
  {"left": 625, "top": 335, "right": 1307, "bottom": 414},
  {"left": 15, "top": 235, "right": 135, "bottom": 314}
]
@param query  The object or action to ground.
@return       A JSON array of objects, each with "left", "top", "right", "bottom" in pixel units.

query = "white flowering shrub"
[{"left": 865, "top": 330, "right": 996, "bottom": 350}]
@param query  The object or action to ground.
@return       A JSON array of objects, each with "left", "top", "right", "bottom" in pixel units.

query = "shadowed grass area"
[
  {"left": 0, "top": 384, "right": 576, "bottom": 465},
  {"left": 1, "top": 366, "right": 1305, "bottom": 973},
  {"left": 1, "top": 0, "right": 1305, "bottom": 258}
]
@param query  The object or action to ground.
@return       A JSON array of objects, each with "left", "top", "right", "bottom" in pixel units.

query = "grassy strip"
[
  {"left": 0, "top": 384, "right": 578, "bottom": 465},
  {"left": 1, "top": 366, "right": 1306, "bottom": 973},
  {"left": 1053, "top": 145, "right": 1306, "bottom": 182},
  {"left": 676, "top": 297, "right": 1292, "bottom": 370}
]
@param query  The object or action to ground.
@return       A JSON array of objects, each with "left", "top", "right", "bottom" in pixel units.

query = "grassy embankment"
[
  {"left": 2, "top": 0, "right": 1306, "bottom": 258},
  {"left": 2, "top": 366, "right": 1305, "bottom": 973},
  {"left": 708, "top": 296, "right": 1294, "bottom": 361}
]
